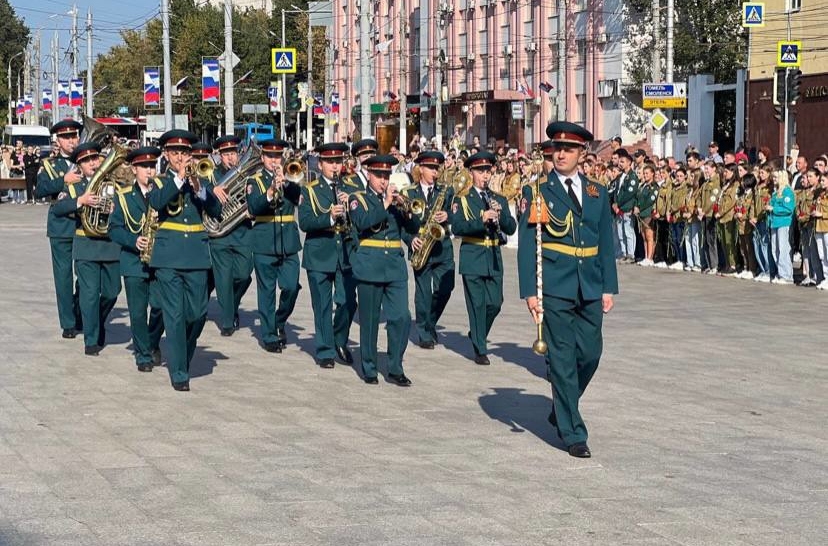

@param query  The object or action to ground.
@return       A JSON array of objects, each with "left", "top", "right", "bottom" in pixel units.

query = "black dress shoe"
[
  {"left": 137, "top": 364, "right": 153, "bottom": 373},
  {"left": 220, "top": 327, "right": 234, "bottom": 337},
  {"left": 84, "top": 345, "right": 101, "bottom": 356},
  {"left": 474, "top": 354, "right": 490, "bottom": 366},
  {"left": 233, "top": 313, "right": 240, "bottom": 330},
  {"left": 568, "top": 442, "right": 591, "bottom": 458},
  {"left": 172, "top": 381, "right": 190, "bottom": 392},
  {"left": 276, "top": 327, "right": 287, "bottom": 348},
  {"left": 387, "top": 373, "right": 412, "bottom": 387},
  {"left": 264, "top": 342, "right": 282, "bottom": 353},
  {"left": 151, "top": 349, "right": 162, "bottom": 366},
  {"left": 62, "top": 328, "right": 76, "bottom": 339},
  {"left": 319, "top": 358, "right": 335, "bottom": 369},
  {"left": 418, "top": 341, "right": 435, "bottom": 349},
  {"left": 363, "top": 376, "right": 379, "bottom": 385},
  {"left": 335, "top": 345, "right": 353, "bottom": 364}
]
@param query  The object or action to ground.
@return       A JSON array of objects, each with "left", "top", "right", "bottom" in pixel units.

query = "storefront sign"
[
  {"left": 461, "top": 90, "right": 494, "bottom": 102},
  {"left": 804, "top": 85, "right": 828, "bottom": 99},
  {"left": 511, "top": 101, "right": 524, "bottom": 120}
]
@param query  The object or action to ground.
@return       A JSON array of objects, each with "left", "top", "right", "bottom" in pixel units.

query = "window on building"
[
  {"left": 576, "top": 38, "right": 587, "bottom": 68},
  {"left": 572, "top": 0, "right": 588, "bottom": 12},
  {"left": 786, "top": 0, "right": 802, "bottom": 12},
  {"left": 576, "top": 94, "right": 587, "bottom": 124}
]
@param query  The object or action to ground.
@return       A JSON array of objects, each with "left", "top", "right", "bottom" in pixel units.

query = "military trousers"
[
  {"left": 462, "top": 274, "right": 503, "bottom": 356},
  {"left": 702, "top": 217, "right": 719, "bottom": 271},
  {"left": 357, "top": 279, "right": 410, "bottom": 379},
  {"left": 413, "top": 258, "right": 455, "bottom": 344},
  {"left": 306, "top": 265, "right": 357, "bottom": 360},
  {"left": 76, "top": 259, "right": 121, "bottom": 349},
  {"left": 542, "top": 292, "right": 604, "bottom": 447},
  {"left": 253, "top": 252, "right": 300, "bottom": 345},
  {"left": 49, "top": 237, "right": 82, "bottom": 331},
  {"left": 154, "top": 268, "right": 208, "bottom": 384},
  {"left": 210, "top": 244, "right": 253, "bottom": 330},
  {"left": 123, "top": 275, "right": 164, "bottom": 366},
  {"left": 717, "top": 220, "right": 738, "bottom": 270}
]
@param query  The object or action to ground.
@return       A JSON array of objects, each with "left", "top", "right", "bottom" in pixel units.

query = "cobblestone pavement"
[{"left": 0, "top": 205, "right": 825, "bottom": 545}]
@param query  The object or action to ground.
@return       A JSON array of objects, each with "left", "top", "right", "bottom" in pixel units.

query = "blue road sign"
[
  {"left": 742, "top": 3, "right": 765, "bottom": 28},
  {"left": 643, "top": 84, "right": 676, "bottom": 97}
]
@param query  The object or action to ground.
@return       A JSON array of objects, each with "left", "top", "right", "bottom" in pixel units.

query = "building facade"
[
  {"left": 747, "top": 0, "right": 828, "bottom": 159},
  {"left": 330, "top": 0, "right": 640, "bottom": 150}
]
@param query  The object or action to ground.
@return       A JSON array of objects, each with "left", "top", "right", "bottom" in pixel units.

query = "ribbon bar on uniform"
[
  {"left": 359, "top": 239, "right": 402, "bottom": 249},
  {"left": 461, "top": 237, "right": 500, "bottom": 247},
  {"left": 255, "top": 215, "right": 295, "bottom": 223},
  {"left": 158, "top": 222, "right": 206, "bottom": 233},
  {"left": 542, "top": 242, "right": 599, "bottom": 257}
]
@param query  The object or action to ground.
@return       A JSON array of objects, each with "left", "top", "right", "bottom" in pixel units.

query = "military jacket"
[
  {"left": 348, "top": 190, "right": 420, "bottom": 283},
  {"left": 795, "top": 188, "right": 815, "bottom": 227},
  {"left": 344, "top": 170, "right": 368, "bottom": 192},
  {"left": 401, "top": 183, "right": 455, "bottom": 265},
  {"left": 716, "top": 181, "right": 739, "bottom": 223},
  {"left": 614, "top": 170, "right": 639, "bottom": 213},
  {"left": 247, "top": 168, "right": 302, "bottom": 256},
  {"left": 668, "top": 181, "right": 690, "bottom": 221},
  {"left": 517, "top": 172, "right": 618, "bottom": 301},
  {"left": 35, "top": 155, "right": 77, "bottom": 238},
  {"left": 636, "top": 182, "right": 657, "bottom": 219},
  {"left": 51, "top": 175, "right": 121, "bottom": 262},
  {"left": 449, "top": 187, "right": 517, "bottom": 278},
  {"left": 752, "top": 184, "right": 772, "bottom": 222},
  {"left": 297, "top": 175, "right": 361, "bottom": 272},
  {"left": 654, "top": 181, "right": 671, "bottom": 217},
  {"left": 146, "top": 170, "right": 222, "bottom": 270},
  {"left": 814, "top": 191, "right": 828, "bottom": 233},
  {"left": 696, "top": 175, "right": 721, "bottom": 217},
  {"left": 109, "top": 181, "right": 156, "bottom": 278},
  {"left": 735, "top": 189, "right": 755, "bottom": 236},
  {"left": 204, "top": 163, "right": 252, "bottom": 248}
]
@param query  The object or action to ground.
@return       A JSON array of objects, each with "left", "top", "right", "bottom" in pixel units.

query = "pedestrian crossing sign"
[
  {"left": 271, "top": 48, "right": 297, "bottom": 74},
  {"left": 742, "top": 3, "right": 765, "bottom": 27},
  {"left": 777, "top": 41, "right": 802, "bottom": 68}
]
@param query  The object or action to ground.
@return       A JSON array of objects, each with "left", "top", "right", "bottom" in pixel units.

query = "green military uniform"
[
  {"left": 147, "top": 131, "right": 222, "bottom": 389},
  {"left": 716, "top": 179, "right": 739, "bottom": 272},
  {"left": 636, "top": 181, "right": 657, "bottom": 219},
  {"left": 697, "top": 173, "right": 721, "bottom": 271},
  {"left": 517, "top": 122, "right": 618, "bottom": 457},
  {"left": 109, "top": 180, "right": 165, "bottom": 368},
  {"left": 449, "top": 154, "right": 517, "bottom": 361},
  {"left": 349, "top": 181, "right": 420, "bottom": 382},
  {"left": 615, "top": 169, "right": 639, "bottom": 214},
  {"left": 247, "top": 163, "right": 302, "bottom": 350},
  {"left": 51, "top": 144, "right": 122, "bottom": 354},
  {"left": 35, "top": 154, "right": 83, "bottom": 334},
  {"left": 205, "top": 161, "right": 254, "bottom": 334},
  {"left": 297, "top": 143, "right": 361, "bottom": 364}
]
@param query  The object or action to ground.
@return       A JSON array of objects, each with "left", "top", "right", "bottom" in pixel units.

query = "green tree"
[{"left": 0, "top": 0, "right": 31, "bottom": 126}]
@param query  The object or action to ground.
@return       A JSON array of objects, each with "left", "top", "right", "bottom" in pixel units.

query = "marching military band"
[{"left": 36, "top": 118, "right": 624, "bottom": 458}]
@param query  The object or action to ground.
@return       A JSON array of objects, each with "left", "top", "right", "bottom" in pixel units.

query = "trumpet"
[
  {"left": 392, "top": 191, "right": 426, "bottom": 215},
  {"left": 184, "top": 158, "right": 214, "bottom": 193},
  {"left": 283, "top": 158, "right": 306, "bottom": 184}
]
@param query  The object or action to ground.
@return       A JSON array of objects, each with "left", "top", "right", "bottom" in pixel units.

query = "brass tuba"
[
  {"left": 79, "top": 115, "right": 114, "bottom": 147},
  {"left": 80, "top": 143, "right": 128, "bottom": 237},
  {"left": 203, "top": 143, "right": 263, "bottom": 238},
  {"left": 501, "top": 172, "right": 521, "bottom": 201},
  {"left": 451, "top": 168, "right": 473, "bottom": 197}
]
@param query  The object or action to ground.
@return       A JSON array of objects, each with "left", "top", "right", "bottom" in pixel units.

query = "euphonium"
[
  {"left": 203, "top": 143, "right": 263, "bottom": 238},
  {"left": 80, "top": 143, "right": 128, "bottom": 237},
  {"left": 410, "top": 182, "right": 449, "bottom": 271},
  {"left": 451, "top": 168, "right": 472, "bottom": 197},
  {"left": 501, "top": 172, "right": 521, "bottom": 201},
  {"left": 139, "top": 207, "right": 159, "bottom": 264}
]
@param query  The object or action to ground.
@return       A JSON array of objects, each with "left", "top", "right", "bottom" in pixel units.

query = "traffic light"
[
  {"left": 773, "top": 68, "right": 786, "bottom": 106},
  {"left": 773, "top": 103, "right": 784, "bottom": 122},
  {"left": 285, "top": 75, "right": 301, "bottom": 112},
  {"left": 787, "top": 69, "right": 802, "bottom": 104}
]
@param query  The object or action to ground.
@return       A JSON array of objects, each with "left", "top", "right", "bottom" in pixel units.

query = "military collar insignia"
[{"left": 586, "top": 184, "right": 599, "bottom": 198}]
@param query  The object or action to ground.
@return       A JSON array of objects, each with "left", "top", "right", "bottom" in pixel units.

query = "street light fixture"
[{"left": 7, "top": 50, "right": 24, "bottom": 125}]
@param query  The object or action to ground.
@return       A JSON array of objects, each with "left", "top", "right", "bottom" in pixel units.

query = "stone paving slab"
[{"left": 0, "top": 205, "right": 825, "bottom": 545}]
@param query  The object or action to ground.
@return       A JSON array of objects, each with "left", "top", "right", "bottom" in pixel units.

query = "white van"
[{"left": 3, "top": 125, "right": 52, "bottom": 156}]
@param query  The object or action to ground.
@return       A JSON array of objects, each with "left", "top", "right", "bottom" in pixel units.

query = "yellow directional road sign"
[{"left": 642, "top": 97, "right": 687, "bottom": 109}]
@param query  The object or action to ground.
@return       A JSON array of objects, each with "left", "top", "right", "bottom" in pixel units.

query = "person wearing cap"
[
  {"left": 191, "top": 142, "right": 213, "bottom": 160},
  {"left": 147, "top": 129, "right": 223, "bottom": 391},
  {"left": 205, "top": 135, "right": 253, "bottom": 336},
  {"left": 346, "top": 138, "right": 378, "bottom": 190},
  {"left": 707, "top": 141, "right": 723, "bottom": 164},
  {"left": 348, "top": 155, "right": 420, "bottom": 386},
  {"left": 51, "top": 142, "right": 122, "bottom": 356},
  {"left": 517, "top": 121, "right": 618, "bottom": 459},
  {"left": 247, "top": 139, "right": 302, "bottom": 353},
  {"left": 109, "top": 147, "right": 165, "bottom": 371},
  {"left": 449, "top": 150, "right": 517, "bottom": 366},
  {"left": 613, "top": 149, "right": 639, "bottom": 262},
  {"left": 401, "top": 151, "right": 455, "bottom": 349},
  {"left": 297, "top": 142, "right": 359, "bottom": 368},
  {"left": 35, "top": 119, "right": 84, "bottom": 339}
]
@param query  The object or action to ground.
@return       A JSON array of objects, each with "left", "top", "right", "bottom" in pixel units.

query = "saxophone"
[
  {"left": 139, "top": 207, "right": 159, "bottom": 264},
  {"left": 410, "top": 182, "right": 450, "bottom": 271}
]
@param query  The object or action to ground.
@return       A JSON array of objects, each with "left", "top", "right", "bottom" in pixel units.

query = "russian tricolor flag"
[
  {"left": 201, "top": 58, "right": 220, "bottom": 103},
  {"left": 23, "top": 95, "right": 32, "bottom": 112},
  {"left": 70, "top": 80, "right": 83, "bottom": 107},
  {"left": 42, "top": 89, "right": 52, "bottom": 111},
  {"left": 15, "top": 100, "right": 24, "bottom": 117},
  {"left": 144, "top": 67, "right": 160, "bottom": 107},
  {"left": 57, "top": 81, "right": 69, "bottom": 106}
]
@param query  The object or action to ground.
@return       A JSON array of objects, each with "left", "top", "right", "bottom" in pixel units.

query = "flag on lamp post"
[
  {"left": 201, "top": 57, "right": 220, "bottom": 104},
  {"left": 144, "top": 66, "right": 161, "bottom": 107},
  {"left": 23, "top": 95, "right": 33, "bottom": 112},
  {"left": 57, "top": 81, "right": 70, "bottom": 106},
  {"left": 42, "top": 89, "right": 53, "bottom": 111},
  {"left": 516, "top": 78, "right": 534, "bottom": 99},
  {"left": 70, "top": 80, "right": 83, "bottom": 107}
]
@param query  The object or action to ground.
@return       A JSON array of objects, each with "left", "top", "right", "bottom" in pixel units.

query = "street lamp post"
[{"left": 7, "top": 50, "right": 24, "bottom": 125}]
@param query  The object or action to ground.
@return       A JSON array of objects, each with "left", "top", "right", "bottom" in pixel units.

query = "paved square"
[{"left": 0, "top": 206, "right": 825, "bottom": 545}]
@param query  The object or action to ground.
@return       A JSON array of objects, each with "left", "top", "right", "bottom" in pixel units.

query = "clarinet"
[{"left": 481, "top": 183, "right": 505, "bottom": 244}]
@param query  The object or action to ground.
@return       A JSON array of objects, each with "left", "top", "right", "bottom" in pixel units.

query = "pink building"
[{"left": 331, "top": 0, "right": 631, "bottom": 150}]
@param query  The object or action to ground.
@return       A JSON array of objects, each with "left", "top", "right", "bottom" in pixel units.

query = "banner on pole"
[
  {"left": 202, "top": 57, "right": 221, "bottom": 104},
  {"left": 42, "top": 89, "right": 53, "bottom": 111},
  {"left": 144, "top": 66, "right": 161, "bottom": 108},
  {"left": 57, "top": 81, "right": 70, "bottom": 107},
  {"left": 23, "top": 95, "right": 32, "bottom": 112},
  {"left": 70, "top": 80, "right": 83, "bottom": 107}
]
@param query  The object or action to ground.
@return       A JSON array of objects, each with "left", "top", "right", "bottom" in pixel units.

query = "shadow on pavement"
[
  {"left": 488, "top": 342, "right": 548, "bottom": 380},
  {"left": 478, "top": 387, "right": 566, "bottom": 452},
  {"left": 190, "top": 346, "right": 229, "bottom": 378}
]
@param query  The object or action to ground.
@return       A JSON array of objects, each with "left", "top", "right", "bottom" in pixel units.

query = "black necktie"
[
  {"left": 425, "top": 186, "right": 432, "bottom": 204},
  {"left": 565, "top": 178, "right": 582, "bottom": 214}
]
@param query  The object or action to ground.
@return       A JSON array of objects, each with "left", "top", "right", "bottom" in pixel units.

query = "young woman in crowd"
[
  {"left": 635, "top": 164, "right": 658, "bottom": 266},
  {"left": 735, "top": 173, "right": 758, "bottom": 279},
  {"left": 767, "top": 170, "right": 796, "bottom": 284}
]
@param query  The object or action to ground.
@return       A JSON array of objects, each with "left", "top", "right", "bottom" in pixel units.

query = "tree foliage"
[{"left": 0, "top": 0, "right": 31, "bottom": 127}]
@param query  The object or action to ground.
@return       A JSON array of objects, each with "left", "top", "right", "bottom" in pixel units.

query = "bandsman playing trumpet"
[
  {"left": 109, "top": 147, "right": 165, "bottom": 371},
  {"left": 298, "top": 142, "right": 359, "bottom": 368},
  {"left": 449, "top": 151, "right": 517, "bottom": 365},
  {"left": 207, "top": 135, "right": 253, "bottom": 336},
  {"left": 247, "top": 139, "right": 302, "bottom": 353},
  {"left": 147, "top": 130, "right": 222, "bottom": 391},
  {"left": 402, "top": 151, "right": 455, "bottom": 349},
  {"left": 517, "top": 122, "right": 618, "bottom": 458},
  {"left": 52, "top": 142, "right": 122, "bottom": 356},
  {"left": 348, "top": 155, "right": 421, "bottom": 386}
]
